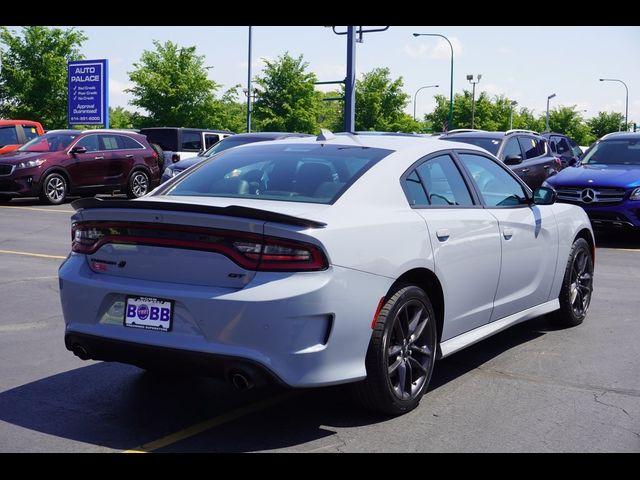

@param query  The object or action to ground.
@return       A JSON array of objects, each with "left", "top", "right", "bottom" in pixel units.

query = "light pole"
[
  {"left": 412, "top": 33, "right": 454, "bottom": 130},
  {"left": 546, "top": 93, "right": 556, "bottom": 131},
  {"left": 246, "top": 26, "right": 253, "bottom": 132},
  {"left": 413, "top": 84, "right": 439, "bottom": 121},
  {"left": 600, "top": 78, "right": 629, "bottom": 131},
  {"left": 509, "top": 100, "right": 517, "bottom": 130},
  {"left": 467, "top": 74, "right": 481, "bottom": 129}
]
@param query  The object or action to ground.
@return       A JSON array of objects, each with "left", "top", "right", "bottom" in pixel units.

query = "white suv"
[{"left": 140, "top": 127, "right": 233, "bottom": 165}]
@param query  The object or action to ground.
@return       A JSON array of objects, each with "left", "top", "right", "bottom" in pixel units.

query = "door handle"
[
  {"left": 436, "top": 229, "right": 450, "bottom": 241},
  {"left": 520, "top": 168, "right": 530, "bottom": 173},
  {"left": 543, "top": 165, "right": 550, "bottom": 169},
  {"left": 125, "top": 154, "right": 134, "bottom": 158},
  {"left": 503, "top": 227, "right": 514, "bottom": 240},
  {"left": 93, "top": 156, "right": 104, "bottom": 160}
]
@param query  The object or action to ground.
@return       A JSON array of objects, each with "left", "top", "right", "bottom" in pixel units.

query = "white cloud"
[
  {"left": 497, "top": 46, "right": 512, "bottom": 54},
  {"left": 402, "top": 37, "right": 462, "bottom": 60}
]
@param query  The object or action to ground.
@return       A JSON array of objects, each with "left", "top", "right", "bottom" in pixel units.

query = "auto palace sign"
[{"left": 68, "top": 59, "right": 109, "bottom": 127}]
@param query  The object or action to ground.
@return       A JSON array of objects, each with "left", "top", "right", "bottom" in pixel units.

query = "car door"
[
  {"left": 517, "top": 135, "right": 552, "bottom": 188},
  {"left": 457, "top": 152, "right": 559, "bottom": 321},
  {"left": 66, "top": 134, "right": 106, "bottom": 188},
  {"left": 404, "top": 152, "right": 502, "bottom": 341}
]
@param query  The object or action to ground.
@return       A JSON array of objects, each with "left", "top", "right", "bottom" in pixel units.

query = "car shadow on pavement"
[
  {"left": 594, "top": 230, "right": 640, "bottom": 249},
  {"left": 0, "top": 317, "right": 553, "bottom": 452}
]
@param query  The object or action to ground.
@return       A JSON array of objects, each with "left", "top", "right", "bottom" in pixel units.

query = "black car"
[
  {"left": 161, "top": 132, "right": 313, "bottom": 183},
  {"left": 441, "top": 129, "right": 561, "bottom": 189},
  {"left": 541, "top": 132, "right": 583, "bottom": 168}
]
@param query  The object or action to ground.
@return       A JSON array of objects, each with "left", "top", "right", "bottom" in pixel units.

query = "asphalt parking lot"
[{"left": 0, "top": 197, "right": 639, "bottom": 452}]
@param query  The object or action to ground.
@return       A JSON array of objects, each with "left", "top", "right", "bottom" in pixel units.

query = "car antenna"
[{"left": 317, "top": 129, "right": 335, "bottom": 141}]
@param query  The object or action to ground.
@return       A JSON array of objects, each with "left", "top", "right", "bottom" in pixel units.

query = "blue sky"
[{"left": 73, "top": 26, "right": 640, "bottom": 124}]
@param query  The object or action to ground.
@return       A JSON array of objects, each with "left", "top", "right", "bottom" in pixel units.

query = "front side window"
[
  {"left": 18, "top": 132, "right": 77, "bottom": 152},
  {"left": 518, "top": 136, "right": 544, "bottom": 159},
  {"left": 500, "top": 137, "right": 522, "bottom": 160},
  {"left": 459, "top": 153, "right": 528, "bottom": 207},
  {"left": 0, "top": 126, "right": 18, "bottom": 148},
  {"left": 163, "top": 143, "right": 392, "bottom": 204},
  {"left": 75, "top": 135, "right": 100, "bottom": 152},
  {"left": 415, "top": 154, "right": 473, "bottom": 206}
]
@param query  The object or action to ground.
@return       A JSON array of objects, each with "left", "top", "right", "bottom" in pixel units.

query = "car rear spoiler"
[{"left": 70, "top": 197, "right": 327, "bottom": 229}]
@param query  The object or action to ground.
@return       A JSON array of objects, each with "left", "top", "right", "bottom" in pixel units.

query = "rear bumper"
[{"left": 59, "top": 253, "right": 393, "bottom": 387}]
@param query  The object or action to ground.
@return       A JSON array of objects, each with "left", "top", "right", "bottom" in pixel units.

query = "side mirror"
[
  {"left": 70, "top": 146, "right": 87, "bottom": 155},
  {"left": 532, "top": 186, "right": 556, "bottom": 205},
  {"left": 504, "top": 154, "right": 523, "bottom": 165}
]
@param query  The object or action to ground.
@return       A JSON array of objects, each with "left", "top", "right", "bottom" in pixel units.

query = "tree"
[
  {"left": 355, "top": 68, "right": 421, "bottom": 132},
  {"left": 587, "top": 111, "right": 625, "bottom": 140},
  {"left": 547, "top": 106, "right": 594, "bottom": 146},
  {"left": 317, "top": 90, "right": 343, "bottom": 131},
  {"left": 127, "top": 40, "right": 222, "bottom": 128},
  {"left": 216, "top": 86, "right": 247, "bottom": 133},
  {"left": 0, "top": 26, "right": 87, "bottom": 129},
  {"left": 109, "top": 106, "right": 135, "bottom": 129},
  {"left": 252, "top": 53, "right": 321, "bottom": 133}
]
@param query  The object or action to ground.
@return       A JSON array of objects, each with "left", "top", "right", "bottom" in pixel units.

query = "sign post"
[{"left": 68, "top": 59, "right": 109, "bottom": 128}]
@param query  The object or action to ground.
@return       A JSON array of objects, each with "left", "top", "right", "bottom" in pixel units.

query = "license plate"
[{"left": 124, "top": 296, "right": 173, "bottom": 332}]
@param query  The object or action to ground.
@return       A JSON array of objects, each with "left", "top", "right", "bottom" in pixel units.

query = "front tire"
[
  {"left": 548, "top": 237, "right": 594, "bottom": 327},
  {"left": 39, "top": 172, "right": 68, "bottom": 205},
  {"left": 126, "top": 170, "right": 150, "bottom": 199},
  {"left": 351, "top": 285, "right": 437, "bottom": 415}
]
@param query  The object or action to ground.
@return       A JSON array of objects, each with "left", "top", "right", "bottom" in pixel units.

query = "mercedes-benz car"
[
  {"left": 59, "top": 131, "right": 594, "bottom": 415},
  {"left": 543, "top": 132, "right": 640, "bottom": 229}
]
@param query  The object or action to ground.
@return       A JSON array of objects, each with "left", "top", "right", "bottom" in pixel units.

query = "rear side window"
[
  {"left": 204, "top": 134, "right": 220, "bottom": 149},
  {"left": 100, "top": 135, "right": 120, "bottom": 150},
  {"left": 163, "top": 143, "right": 392, "bottom": 204},
  {"left": 518, "top": 137, "right": 545, "bottom": 159},
  {"left": 118, "top": 135, "right": 144, "bottom": 149},
  {"left": 0, "top": 126, "right": 18, "bottom": 147},
  {"left": 22, "top": 125, "right": 40, "bottom": 141},
  {"left": 415, "top": 154, "right": 473, "bottom": 206},
  {"left": 140, "top": 129, "right": 178, "bottom": 151},
  {"left": 181, "top": 131, "right": 202, "bottom": 151}
]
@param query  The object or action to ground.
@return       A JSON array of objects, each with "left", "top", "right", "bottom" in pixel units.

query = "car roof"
[
  {"left": 441, "top": 131, "right": 506, "bottom": 140},
  {"left": 0, "top": 119, "right": 43, "bottom": 126},
  {"left": 600, "top": 131, "right": 640, "bottom": 141},
  {"left": 226, "top": 132, "right": 314, "bottom": 140},
  {"left": 139, "top": 127, "right": 234, "bottom": 134}
]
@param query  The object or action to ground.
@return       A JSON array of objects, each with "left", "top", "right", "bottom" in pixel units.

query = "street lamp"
[
  {"left": 246, "top": 26, "right": 253, "bottom": 132},
  {"left": 546, "top": 93, "right": 556, "bottom": 131},
  {"left": 413, "top": 84, "right": 439, "bottom": 121},
  {"left": 509, "top": 100, "right": 517, "bottom": 130},
  {"left": 467, "top": 74, "right": 481, "bottom": 129},
  {"left": 412, "top": 33, "right": 454, "bottom": 130},
  {"left": 600, "top": 78, "right": 629, "bottom": 131}
]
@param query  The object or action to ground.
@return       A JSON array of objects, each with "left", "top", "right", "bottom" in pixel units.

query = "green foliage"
[
  {"left": 547, "top": 106, "right": 594, "bottom": 146},
  {"left": 216, "top": 86, "right": 247, "bottom": 133},
  {"left": 108, "top": 106, "right": 135, "bottom": 129},
  {"left": 252, "top": 53, "right": 321, "bottom": 133},
  {"left": 587, "top": 111, "right": 626, "bottom": 140},
  {"left": 127, "top": 40, "right": 222, "bottom": 128},
  {"left": 355, "top": 68, "right": 421, "bottom": 132},
  {"left": 0, "top": 26, "right": 87, "bottom": 129},
  {"left": 318, "top": 90, "right": 344, "bottom": 131}
]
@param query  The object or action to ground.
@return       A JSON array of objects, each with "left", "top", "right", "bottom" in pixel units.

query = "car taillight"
[{"left": 71, "top": 221, "right": 328, "bottom": 272}]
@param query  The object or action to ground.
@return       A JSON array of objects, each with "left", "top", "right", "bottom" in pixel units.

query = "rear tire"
[
  {"left": 350, "top": 285, "right": 437, "bottom": 415},
  {"left": 39, "top": 172, "right": 68, "bottom": 205},
  {"left": 149, "top": 143, "right": 165, "bottom": 173},
  {"left": 126, "top": 170, "right": 150, "bottom": 199},
  {"left": 547, "top": 238, "right": 594, "bottom": 327}
]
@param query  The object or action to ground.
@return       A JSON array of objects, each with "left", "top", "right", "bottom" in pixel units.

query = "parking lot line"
[
  {"left": 122, "top": 391, "right": 296, "bottom": 453},
  {"left": 0, "top": 249, "right": 66, "bottom": 260},
  {"left": 0, "top": 205, "right": 71, "bottom": 214}
]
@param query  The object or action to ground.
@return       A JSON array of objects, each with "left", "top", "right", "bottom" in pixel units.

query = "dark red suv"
[{"left": 0, "top": 129, "right": 160, "bottom": 204}]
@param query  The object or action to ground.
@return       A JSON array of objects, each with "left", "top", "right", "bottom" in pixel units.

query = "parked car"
[
  {"left": 161, "top": 132, "right": 314, "bottom": 183},
  {"left": 139, "top": 127, "right": 233, "bottom": 166},
  {"left": 541, "top": 132, "right": 583, "bottom": 167},
  {"left": 0, "top": 129, "right": 161, "bottom": 204},
  {"left": 0, "top": 120, "right": 45, "bottom": 155},
  {"left": 441, "top": 129, "right": 561, "bottom": 189},
  {"left": 543, "top": 131, "right": 640, "bottom": 229},
  {"left": 60, "top": 133, "right": 594, "bottom": 416}
]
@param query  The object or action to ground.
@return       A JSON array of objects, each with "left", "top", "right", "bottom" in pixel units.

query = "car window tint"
[
  {"left": 0, "top": 126, "right": 18, "bottom": 147},
  {"left": 582, "top": 139, "right": 640, "bottom": 165},
  {"left": 165, "top": 143, "right": 392, "bottom": 204},
  {"left": 22, "top": 125, "right": 40, "bottom": 141},
  {"left": 75, "top": 135, "right": 100, "bottom": 152},
  {"left": 404, "top": 170, "right": 429, "bottom": 206},
  {"left": 204, "top": 134, "right": 220, "bottom": 149},
  {"left": 416, "top": 154, "right": 473, "bottom": 206},
  {"left": 459, "top": 153, "right": 528, "bottom": 207},
  {"left": 556, "top": 137, "right": 571, "bottom": 155},
  {"left": 517, "top": 137, "right": 544, "bottom": 159},
  {"left": 181, "top": 131, "right": 202, "bottom": 151},
  {"left": 500, "top": 137, "right": 521, "bottom": 160},
  {"left": 100, "top": 135, "right": 120, "bottom": 150},
  {"left": 118, "top": 135, "right": 144, "bottom": 149},
  {"left": 442, "top": 136, "right": 500, "bottom": 155}
]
